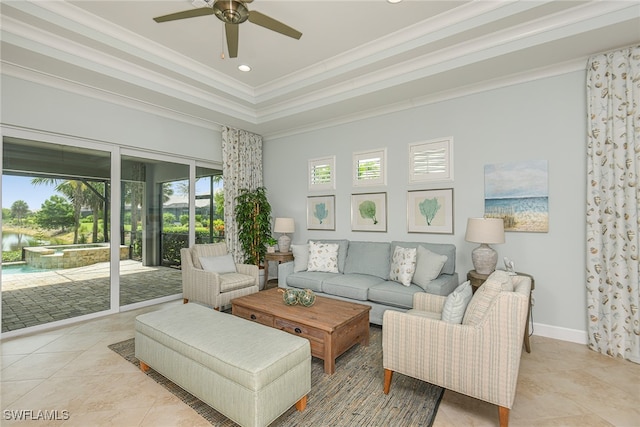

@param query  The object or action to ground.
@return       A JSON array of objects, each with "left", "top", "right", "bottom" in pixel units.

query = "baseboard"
[{"left": 531, "top": 322, "right": 588, "bottom": 345}]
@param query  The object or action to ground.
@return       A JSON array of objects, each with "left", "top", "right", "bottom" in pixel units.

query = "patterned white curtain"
[
  {"left": 586, "top": 45, "right": 640, "bottom": 364},
  {"left": 221, "top": 126, "right": 263, "bottom": 262}
]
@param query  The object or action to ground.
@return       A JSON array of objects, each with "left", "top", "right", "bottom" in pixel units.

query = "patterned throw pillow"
[
  {"left": 307, "top": 241, "right": 339, "bottom": 273},
  {"left": 389, "top": 246, "right": 417, "bottom": 287}
]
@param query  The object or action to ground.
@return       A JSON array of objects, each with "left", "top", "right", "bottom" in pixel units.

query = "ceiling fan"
[{"left": 153, "top": 0, "right": 302, "bottom": 58}]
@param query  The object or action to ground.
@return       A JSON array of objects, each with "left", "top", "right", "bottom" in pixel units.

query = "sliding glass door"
[{"left": 2, "top": 137, "right": 112, "bottom": 332}]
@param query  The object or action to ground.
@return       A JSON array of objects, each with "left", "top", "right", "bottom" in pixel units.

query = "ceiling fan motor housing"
[{"left": 214, "top": 0, "right": 249, "bottom": 24}]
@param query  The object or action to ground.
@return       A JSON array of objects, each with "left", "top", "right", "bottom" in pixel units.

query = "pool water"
[{"left": 1, "top": 264, "right": 50, "bottom": 275}]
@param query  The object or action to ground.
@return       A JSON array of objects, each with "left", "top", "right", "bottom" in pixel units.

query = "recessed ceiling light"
[
  {"left": 387, "top": 0, "right": 403, "bottom": 3},
  {"left": 238, "top": 64, "right": 251, "bottom": 72}
]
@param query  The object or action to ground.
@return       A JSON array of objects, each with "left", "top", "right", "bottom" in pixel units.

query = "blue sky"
[
  {"left": 2, "top": 176, "right": 51, "bottom": 211},
  {"left": 484, "top": 159, "right": 548, "bottom": 199}
]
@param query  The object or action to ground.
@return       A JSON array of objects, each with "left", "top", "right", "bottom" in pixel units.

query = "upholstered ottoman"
[{"left": 134, "top": 303, "right": 311, "bottom": 427}]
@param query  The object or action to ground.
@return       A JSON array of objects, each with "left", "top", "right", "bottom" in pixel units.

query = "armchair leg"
[
  {"left": 383, "top": 369, "right": 393, "bottom": 394},
  {"left": 498, "top": 406, "right": 509, "bottom": 427},
  {"left": 183, "top": 298, "right": 189, "bottom": 304}
]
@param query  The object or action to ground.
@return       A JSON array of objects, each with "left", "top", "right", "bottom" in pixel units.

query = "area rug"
[{"left": 108, "top": 325, "right": 443, "bottom": 426}]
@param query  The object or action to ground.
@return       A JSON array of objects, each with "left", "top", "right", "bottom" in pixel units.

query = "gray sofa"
[{"left": 278, "top": 240, "right": 458, "bottom": 325}]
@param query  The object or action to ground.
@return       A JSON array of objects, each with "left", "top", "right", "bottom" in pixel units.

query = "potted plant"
[
  {"left": 234, "top": 186, "right": 272, "bottom": 267},
  {"left": 266, "top": 237, "right": 278, "bottom": 253}
]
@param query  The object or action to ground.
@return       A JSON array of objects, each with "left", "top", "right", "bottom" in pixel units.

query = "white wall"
[
  {"left": 1, "top": 75, "right": 222, "bottom": 161},
  {"left": 264, "top": 71, "right": 588, "bottom": 341}
]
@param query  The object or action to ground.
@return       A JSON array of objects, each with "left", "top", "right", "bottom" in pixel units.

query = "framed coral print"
[
  {"left": 407, "top": 188, "right": 454, "bottom": 234},
  {"left": 351, "top": 192, "right": 387, "bottom": 232},
  {"left": 307, "top": 195, "right": 335, "bottom": 230}
]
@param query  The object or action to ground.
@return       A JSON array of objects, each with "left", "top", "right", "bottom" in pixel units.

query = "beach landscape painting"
[{"left": 484, "top": 160, "right": 549, "bottom": 232}]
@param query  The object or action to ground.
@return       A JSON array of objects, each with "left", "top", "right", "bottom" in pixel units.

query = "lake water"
[{"left": 2, "top": 232, "right": 37, "bottom": 251}]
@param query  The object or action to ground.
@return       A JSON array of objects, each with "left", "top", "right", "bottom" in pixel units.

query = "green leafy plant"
[
  {"left": 359, "top": 200, "right": 378, "bottom": 224},
  {"left": 235, "top": 187, "right": 272, "bottom": 266}
]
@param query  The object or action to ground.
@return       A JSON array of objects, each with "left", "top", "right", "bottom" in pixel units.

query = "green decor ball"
[
  {"left": 298, "top": 289, "right": 316, "bottom": 307},
  {"left": 283, "top": 289, "right": 299, "bottom": 306}
]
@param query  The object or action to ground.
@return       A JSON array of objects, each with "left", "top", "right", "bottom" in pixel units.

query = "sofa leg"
[
  {"left": 498, "top": 406, "right": 509, "bottom": 427},
  {"left": 139, "top": 360, "right": 150, "bottom": 373},
  {"left": 295, "top": 395, "right": 307, "bottom": 411},
  {"left": 183, "top": 298, "right": 188, "bottom": 304},
  {"left": 383, "top": 369, "right": 393, "bottom": 394}
]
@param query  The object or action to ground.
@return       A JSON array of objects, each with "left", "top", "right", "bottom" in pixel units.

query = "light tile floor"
[{"left": 1, "top": 300, "right": 639, "bottom": 426}]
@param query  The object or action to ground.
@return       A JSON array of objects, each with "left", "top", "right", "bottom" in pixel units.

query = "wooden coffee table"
[{"left": 231, "top": 288, "right": 371, "bottom": 374}]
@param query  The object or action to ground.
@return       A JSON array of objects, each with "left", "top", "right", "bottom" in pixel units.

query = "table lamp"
[
  {"left": 274, "top": 218, "right": 295, "bottom": 253},
  {"left": 465, "top": 217, "right": 505, "bottom": 274}
]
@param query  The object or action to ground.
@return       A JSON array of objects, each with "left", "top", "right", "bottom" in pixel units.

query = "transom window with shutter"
[
  {"left": 308, "top": 156, "right": 335, "bottom": 191},
  {"left": 353, "top": 148, "right": 386, "bottom": 187},
  {"left": 409, "top": 138, "right": 453, "bottom": 183}
]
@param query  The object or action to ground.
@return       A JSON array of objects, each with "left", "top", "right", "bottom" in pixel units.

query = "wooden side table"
[
  {"left": 466, "top": 270, "right": 535, "bottom": 353},
  {"left": 264, "top": 251, "right": 294, "bottom": 287}
]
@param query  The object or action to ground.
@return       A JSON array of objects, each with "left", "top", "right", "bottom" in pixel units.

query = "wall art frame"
[
  {"left": 306, "top": 195, "right": 335, "bottom": 230},
  {"left": 351, "top": 192, "right": 387, "bottom": 232},
  {"left": 407, "top": 188, "right": 454, "bottom": 234}
]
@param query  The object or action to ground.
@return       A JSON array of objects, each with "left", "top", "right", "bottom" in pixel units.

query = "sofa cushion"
[
  {"left": 389, "top": 246, "right": 417, "bottom": 286},
  {"left": 390, "top": 241, "right": 456, "bottom": 275},
  {"left": 412, "top": 246, "right": 448, "bottom": 290},
  {"left": 199, "top": 254, "right": 237, "bottom": 274},
  {"left": 309, "top": 239, "right": 349, "bottom": 273},
  {"left": 441, "top": 281, "right": 473, "bottom": 324},
  {"left": 322, "top": 274, "right": 385, "bottom": 301},
  {"left": 343, "top": 241, "right": 390, "bottom": 280},
  {"left": 290, "top": 244, "right": 309, "bottom": 272},
  {"left": 286, "top": 271, "right": 339, "bottom": 293},
  {"left": 462, "top": 270, "right": 511, "bottom": 326},
  {"left": 307, "top": 241, "right": 339, "bottom": 273},
  {"left": 368, "top": 281, "right": 424, "bottom": 309}
]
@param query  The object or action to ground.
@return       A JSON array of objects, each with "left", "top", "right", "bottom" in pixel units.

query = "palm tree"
[{"left": 32, "top": 178, "right": 88, "bottom": 244}]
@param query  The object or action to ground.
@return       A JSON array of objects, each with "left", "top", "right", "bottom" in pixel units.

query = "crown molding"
[
  {"left": 1, "top": 62, "right": 222, "bottom": 132},
  {"left": 5, "top": 0, "right": 255, "bottom": 101},
  {"left": 256, "top": 1, "right": 635, "bottom": 124},
  {"left": 262, "top": 58, "right": 587, "bottom": 141}
]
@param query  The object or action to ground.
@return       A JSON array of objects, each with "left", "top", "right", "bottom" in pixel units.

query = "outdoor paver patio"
[{"left": 1, "top": 260, "right": 182, "bottom": 333}]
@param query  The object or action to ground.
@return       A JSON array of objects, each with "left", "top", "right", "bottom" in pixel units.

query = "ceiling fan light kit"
[{"left": 153, "top": 0, "right": 301, "bottom": 59}]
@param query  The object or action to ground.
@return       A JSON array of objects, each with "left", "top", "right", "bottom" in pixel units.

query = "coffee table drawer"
[
  {"left": 275, "top": 318, "right": 324, "bottom": 341},
  {"left": 275, "top": 318, "right": 325, "bottom": 357},
  {"left": 233, "top": 306, "right": 274, "bottom": 327}
]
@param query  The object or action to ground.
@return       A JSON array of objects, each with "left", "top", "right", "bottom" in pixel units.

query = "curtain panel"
[
  {"left": 221, "top": 126, "right": 263, "bottom": 262},
  {"left": 586, "top": 45, "right": 640, "bottom": 364}
]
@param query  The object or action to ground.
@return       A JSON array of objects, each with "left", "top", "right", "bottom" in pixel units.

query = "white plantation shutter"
[
  {"left": 353, "top": 149, "right": 386, "bottom": 186},
  {"left": 309, "top": 156, "right": 335, "bottom": 191},
  {"left": 409, "top": 138, "right": 453, "bottom": 182}
]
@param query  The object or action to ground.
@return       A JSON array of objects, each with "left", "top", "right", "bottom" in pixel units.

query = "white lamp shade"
[
  {"left": 274, "top": 217, "right": 295, "bottom": 233},
  {"left": 465, "top": 218, "right": 505, "bottom": 244}
]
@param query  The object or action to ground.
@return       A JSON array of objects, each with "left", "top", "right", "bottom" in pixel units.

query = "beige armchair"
[
  {"left": 382, "top": 272, "right": 531, "bottom": 427},
  {"left": 181, "top": 243, "right": 259, "bottom": 310}
]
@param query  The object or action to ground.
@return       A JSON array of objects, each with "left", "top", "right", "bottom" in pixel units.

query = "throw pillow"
[
  {"left": 389, "top": 246, "right": 417, "bottom": 287},
  {"left": 441, "top": 281, "right": 473, "bottom": 324},
  {"left": 412, "top": 246, "right": 448, "bottom": 290},
  {"left": 199, "top": 253, "right": 237, "bottom": 274},
  {"left": 307, "top": 241, "right": 339, "bottom": 273},
  {"left": 290, "top": 244, "right": 309, "bottom": 273}
]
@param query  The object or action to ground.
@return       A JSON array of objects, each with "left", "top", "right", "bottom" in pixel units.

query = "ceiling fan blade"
[
  {"left": 248, "top": 10, "right": 302, "bottom": 40},
  {"left": 153, "top": 7, "right": 215, "bottom": 23},
  {"left": 225, "top": 23, "right": 239, "bottom": 58}
]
